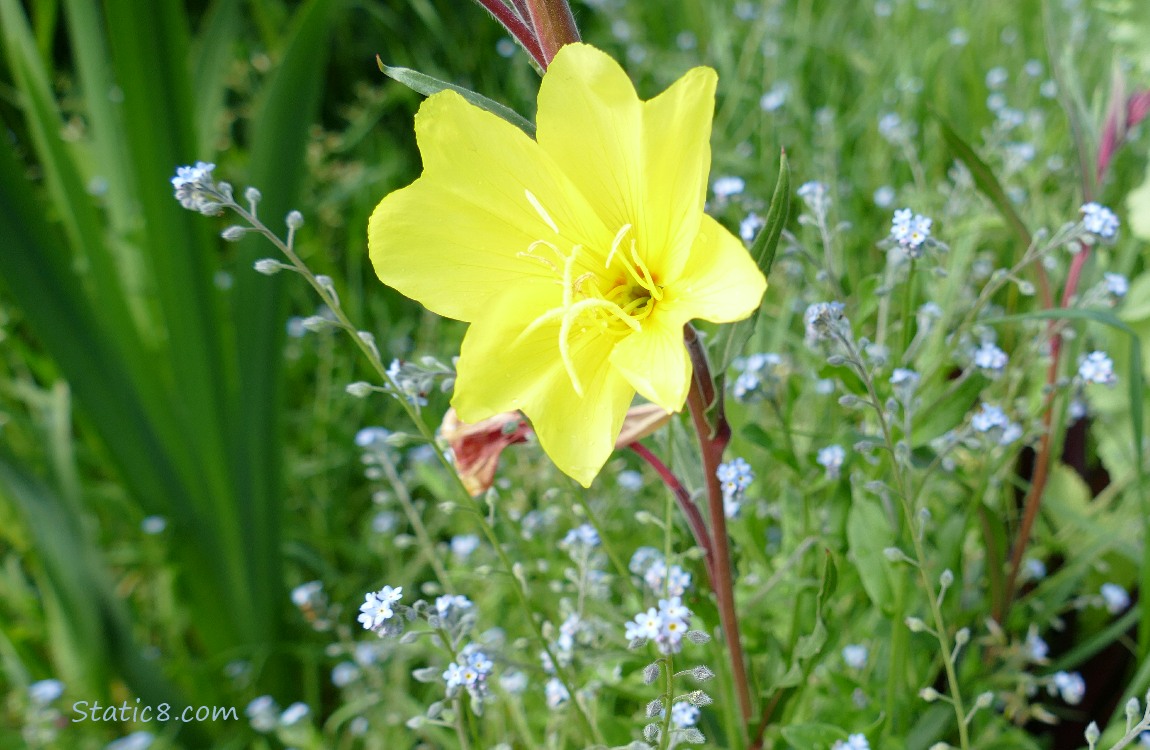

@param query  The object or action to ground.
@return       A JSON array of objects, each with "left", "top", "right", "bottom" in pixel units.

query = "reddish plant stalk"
[
  {"left": 522, "top": 0, "right": 581, "bottom": 65},
  {"left": 684, "top": 325, "right": 753, "bottom": 731},
  {"left": 1000, "top": 242, "right": 1091, "bottom": 618},
  {"left": 998, "top": 89, "right": 1149, "bottom": 618},
  {"left": 998, "top": 83, "right": 1150, "bottom": 621},
  {"left": 472, "top": 0, "right": 546, "bottom": 68},
  {"left": 628, "top": 442, "right": 715, "bottom": 586}
]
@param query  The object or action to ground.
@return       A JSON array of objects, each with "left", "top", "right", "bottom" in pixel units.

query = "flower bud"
[
  {"left": 221, "top": 225, "right": 247, "bottom": 242},
  {"left": 346, "top": 381, "right": 374, "bottom": 398},
  {"left": 905, "top": 617, "right": 927, "bottom": 633}
]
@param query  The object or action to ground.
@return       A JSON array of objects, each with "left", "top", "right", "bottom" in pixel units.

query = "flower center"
[{"left": 515, "top": 190, "right": 664, "bottom": 396}]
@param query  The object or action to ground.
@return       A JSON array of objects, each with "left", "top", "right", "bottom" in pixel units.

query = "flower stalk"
[
  {"left": 522, "top": 0, "right": 580, "bottom": 65},
  {"left": 683, "top": 325, "right": 753, "bottom": 733}
]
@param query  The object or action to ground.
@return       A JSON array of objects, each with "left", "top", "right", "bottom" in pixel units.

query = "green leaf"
[
  {"left": 934, "top": 113, "right": 1032, "bottom": 249},
  {"left": 228, "top": 0, "right": 342, "bottom": 651},
  {"left": 847, "top": 496, "right": 896, "bottom": 614},
  {"left": 817, "top": 548, "right": 838, "bottom": 611},
  {"left": 910, "top": 373, "right": 987, "bottom": 448},
  {"left": 0, "top": 453, "right": 205, "bottom": 744},
  {"left": 794, "top": 551, "right": 836, "bottom": 660},
  {"left": 377, "top": 60, "right": 537, "bottom": 135},
  {"left": 780, "top": 723, "right": 848, "bottom": 749},
  {"left": 714, "top": 149, "right": 790, "bottom": 374},
  {"left": 1129, "top": 159, "right": 1150, "bottom": 241}
]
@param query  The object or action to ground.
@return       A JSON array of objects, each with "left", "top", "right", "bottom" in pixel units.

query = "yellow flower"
[{"left": 368, "top": 43, "right": 766, "bottom": 487}]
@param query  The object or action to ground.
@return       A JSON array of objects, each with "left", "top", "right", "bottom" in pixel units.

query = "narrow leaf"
[
  {"left": 934, "top": 113, "right": 1032, "bottom": 249},
  {"left": 714, "top": 149, "right": 790, "bottom": 375},
  {"left": 377, "top": 59, "right": 537, "bottom": 135}
]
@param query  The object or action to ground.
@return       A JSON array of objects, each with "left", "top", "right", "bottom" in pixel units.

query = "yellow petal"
[
  {"left": 452, "top": 289, "right": 634, "bottom": 487},
  {"left": 536, "top": 45, "right": 716, "bottom": 279},
  {"left": 639, "top": 65, "right": 717, "bottom": 282},
  {"left": 368, "top": 89, "right": 610, "bottom": 322},
  {"left": 665, "top": 214, "right": 767, "bottom": 323},
  {"left": 536, "top": 44, "right": 642, "bottom": 236},
  {"left": 608, "top": 312, "right": 692, "bottom": 412}
]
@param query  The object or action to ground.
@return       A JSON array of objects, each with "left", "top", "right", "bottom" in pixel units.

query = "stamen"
[
  {"left": 514, "top": 296, "right": 642, "bottom": 397},
  {"left": 605, "top": 224, "right": 633, "bottom": 267},
  {"left": 525, "top": 189, "right": 559, "bottom": 235},
  {"left": 630, "top": 247, "right": 664, "bottom": 301},
  {"left": 516, "top": 250, "right": 558, "bottom": 273},
  {"left": 572, "top": 272, "right": 596, "bottom": 295}
]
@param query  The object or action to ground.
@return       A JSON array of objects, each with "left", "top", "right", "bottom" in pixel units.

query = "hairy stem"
[
  {"left": 471, "top": 0, "right": 546, "bottom": 67},
  {"left": 683, "top": 325, "right": 752, "bottom": 735},
  {"left": 522, "top": 0, "right": 580, "bottom": 65}
]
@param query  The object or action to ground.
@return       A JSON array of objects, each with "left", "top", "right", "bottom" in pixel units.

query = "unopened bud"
[
  {"left": 919, "top": 687, "right": 941, "bottom": 702},
  {"left": 357, "top": 331, "right": 379, "bottom": 359},
  {"left": 221, "top": 225, "right": 247, "bottom": 242},
  {"left": 316, "top": 274, "right": 340, "bottom": 307},
  {"left": 1084, "top": 721, "right": 1100, "bottom": 746},
  {"left": 253, "top": 258, "right": 283, "bottom": 275},
  {"left": 975, "top": 691, "right": 993, "bottom": 709},
  {"left": 686, "top": 690, "right": 713, "bottom": 706},
  {"left": 244, "top": 186, "right": 262, "bottom": 204},
  {"left": 954, "top": 628, "right": 970, "bottom": 646},
  {"left": 939, "top": 569, "right": 954, "bottom": 588},
  {"left": 286, "top": 210, "right": 304, "bottom": 229},
  {"left": 346, "top": 381, "right": 374, "bottom": 398},
  {"left": 905, "top": 617, "right": 928, "bottom": 633},
  {"left": 302, "top": 315, "right": 334, "bottom": 332}
]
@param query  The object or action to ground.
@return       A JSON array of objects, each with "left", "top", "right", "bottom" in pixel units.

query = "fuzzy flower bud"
[
  {"left": 220, "top": 225, "right": 247, "bottom": 242},
  {"left": 286, "top": 210, "right": 305, "bottom": 230},
  {"left": 346, "top": 381, "right": 374, "bottom": 398},
  {"left": 253, "top": 258, "right": 283, "bottom": 275}
]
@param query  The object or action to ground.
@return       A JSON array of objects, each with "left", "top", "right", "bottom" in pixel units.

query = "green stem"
[
  {"left": 658, "top": 654, "right": 675, "bottom": 750},
  {"left": 836, "top": 331, "right": 970, "bottom": 750},
  {"left": 885, "top": 576, "right": 909, "bottom": 738},
  {"left": 900, "top": 259, "right": 916, "bottom": 361},
  {"left": 374, "top": 448, "right": 452, "bottom": 589},
  {"left": 228, "top": 197, "right": 603, "bottom": 744}
]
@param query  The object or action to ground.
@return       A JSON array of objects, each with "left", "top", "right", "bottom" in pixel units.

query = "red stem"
[
  {"left": 1000, "top": 242, "right": 1091, "bottom": 619},
  {"left": 472, "top": 0, "right": 546, "bottom": 68},
  {"left": 522, "top": 0, "right": 581, "bottom": 65},
  {"left": 628, "top": 442, "right": 715, "bottom": 586},
  {"left": 684, "top": 325, "right": 753, "bottom": 732}
]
